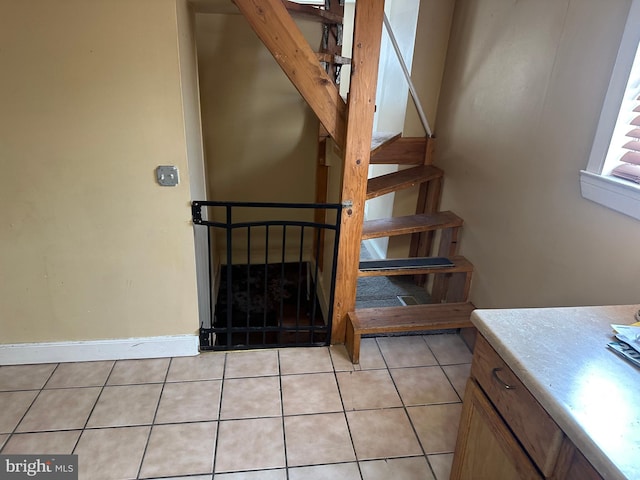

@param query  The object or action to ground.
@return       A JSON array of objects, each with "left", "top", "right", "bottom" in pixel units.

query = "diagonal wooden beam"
[
  {"left": 331, "top": 0, "right": 385, "bottom": 343},
  {"left": 234, "top": 0, "right": 347, "bottom": 147}
]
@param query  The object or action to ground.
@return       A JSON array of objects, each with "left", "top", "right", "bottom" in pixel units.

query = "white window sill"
[{"left": 580, "top": 170, "right": 640, "bottom": 221}]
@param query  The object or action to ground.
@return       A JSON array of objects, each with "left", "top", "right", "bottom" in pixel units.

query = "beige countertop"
[{"left": 472, "top": 305, "right": 640, "bottom": 480}]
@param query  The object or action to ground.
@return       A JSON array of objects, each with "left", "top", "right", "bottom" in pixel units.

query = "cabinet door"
[
  {"left": 551, "top": 441, "right": 603, "bottom": 480},
  {"left": 450, "top": 380, "right": 542, "bottom": 480}
]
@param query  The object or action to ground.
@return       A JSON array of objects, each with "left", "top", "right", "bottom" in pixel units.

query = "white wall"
[{"left": 436, "top": 0, "right": 640, "bottom": 308}]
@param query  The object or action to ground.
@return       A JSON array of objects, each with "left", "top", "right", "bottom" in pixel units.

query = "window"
[{"left": 581, "top": 0, "right": 640, "bottom": 221}]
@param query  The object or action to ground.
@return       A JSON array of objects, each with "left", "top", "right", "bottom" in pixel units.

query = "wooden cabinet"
[
  {"left": 451, "top": 335, "right": 603, "bottom": 480},
  {"left": 452, "top": 379, "right": 542, "bottom": 480}
]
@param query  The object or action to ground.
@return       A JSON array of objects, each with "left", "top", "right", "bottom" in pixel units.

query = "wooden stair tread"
[
  {"left": 349, "top": 301, "right": 475, "bottom": 333},
  {"left": 358, "top": 255, "right": 473, "bottom": 277},
  {"left": 371, "top": 132, "right": 401, "bottom": 156},
  {"left": 367, "top": 165, "right": 443, "bottom": 200},
  {"left": 361, "top": 210, "right": 462, "bottom": 240},
  {"left": 346, "top": 302, "right": 475, "bottom": 362}
]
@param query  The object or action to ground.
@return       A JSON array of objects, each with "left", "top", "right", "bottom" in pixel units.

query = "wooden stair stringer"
[
  {"left": 346, "top": 302, "right": 475, "bottom": 363},
  {"left": 234, "top": 0, "right": 347, "bottom": 147}
]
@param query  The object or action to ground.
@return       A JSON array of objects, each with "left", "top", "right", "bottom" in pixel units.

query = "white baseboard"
[{"left": 0, "top": 334, "right": 200, "bottom": 365}]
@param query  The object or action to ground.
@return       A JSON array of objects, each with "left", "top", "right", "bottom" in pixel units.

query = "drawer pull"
[{"left": 492, "top": 368, "right": 516, "bottom": 390}]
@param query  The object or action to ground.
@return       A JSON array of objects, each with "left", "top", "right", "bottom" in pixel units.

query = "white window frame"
[{"left": 581, "top": 0, "right": 640, "bottom": 221}]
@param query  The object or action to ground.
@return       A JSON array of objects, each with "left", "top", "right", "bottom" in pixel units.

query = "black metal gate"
[{"left": 192, "top": 201, "right": 342, "bottom": 350}]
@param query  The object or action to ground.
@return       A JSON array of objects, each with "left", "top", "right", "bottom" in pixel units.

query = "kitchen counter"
[{"left": 472, "top": 305, "right": 640, "bottom": 480}]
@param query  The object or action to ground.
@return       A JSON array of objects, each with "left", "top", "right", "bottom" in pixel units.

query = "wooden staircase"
[
  {"left": 233, "top": 0, "right": 475, "bottom": 362},
  {"left": 347, "top": 133, "right": 475, "bottom": 363}
]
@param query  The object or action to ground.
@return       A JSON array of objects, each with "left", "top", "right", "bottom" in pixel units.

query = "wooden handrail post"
[{"left": 331, "top": 0, "right": 385, "bottom": 343}]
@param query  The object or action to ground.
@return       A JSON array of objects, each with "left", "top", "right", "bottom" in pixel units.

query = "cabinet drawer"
[{"left": 471, "top": 335, "right": 564, "bottom": 476}]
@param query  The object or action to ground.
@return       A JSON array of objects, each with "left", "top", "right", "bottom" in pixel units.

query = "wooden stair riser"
[
  {"left": 431, "top": 270, "right": 473, "bottom": 304},
  {"left": 366, "top": 165, "right": 443, "bottom": 200},
  {"left": 361, "top": 211, "right": 463, "bottom": 240},
  {"left": 369, "top": 137, "right": 428, "bottom": 165}
]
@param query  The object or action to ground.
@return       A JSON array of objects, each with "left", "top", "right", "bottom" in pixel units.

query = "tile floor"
[{"left": 0, "top": 333, "right": 472, "bottom": 480}]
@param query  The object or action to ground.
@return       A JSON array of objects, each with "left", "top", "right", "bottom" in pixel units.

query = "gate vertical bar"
[
  {"left": 246, "top": 226, "right": 252, "bottom": 346},
  {"left": 312, "top": 227, "right": 323, "bottom": 344},
  {"left": 280, "top": 225, "right": 287, "bottom": 340},
  {"left": 263, "top": 225, "right": 270, "bottom": 345},
  {"left": 226, "top": 205, "right": 233, "bottom": 348},
  {"left": 296, "top": 226, "right": 305, "bottom": 343},
  {"left": 326, "top": 206, "right": 342, "bottom": 343},
  {"left": 207, "top": 226, "right": 213, "bottom": 346}
]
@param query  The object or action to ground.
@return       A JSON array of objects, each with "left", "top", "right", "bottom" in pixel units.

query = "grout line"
[
  {"left": 329, "top": 346, "right": 364, "bottom": 480},
  {"left": 71, "top": 360, "right": 118, "bottom": 455},
  {"left": 210, "top": 352, "right": 228, "bottom": 478},
  {"left": 39, "top": 363, "right": 62, "bottom": 390},
  {"left": 421, "top": 337, "right": 467, "bottom": 403},
  {"left": 134, "top": 356, "right": 173, "bottom": 479},
  {"left": 0, "top": 363, "right": 60, "bottom": 453},
  {"left": 441, "top": 364, "right": 470, "bottom": 403},
  {"left": 277, "top": 349, "right": 290, "bottom": 480},
  {"left": 380, "top": 337, "right": 442, "bottom": 480}
]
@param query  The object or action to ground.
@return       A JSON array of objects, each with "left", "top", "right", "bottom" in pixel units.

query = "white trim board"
[
  {"left": 0, "top": 334, "right": 200, "bottom": 365},
  {"left": 580, "top": 170, "right": 640, "bottom": 221}
]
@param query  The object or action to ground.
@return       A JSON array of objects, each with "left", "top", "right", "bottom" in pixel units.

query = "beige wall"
[
  {"left": 195, "top": 13, "right": 319, "bottom": 205},
  {"left": 195, "top": 13, "right": 321, "bottom": 263},
  {"left": 436, "top": 0, "right": 640, "bottom": 308},
  {"left": 0, "top": 0, "right": 200, "bottom": 343}
]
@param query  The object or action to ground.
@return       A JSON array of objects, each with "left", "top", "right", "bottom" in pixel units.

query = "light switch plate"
[{"left": 156, "top": 166, "right": 179, "bottom": 186}]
